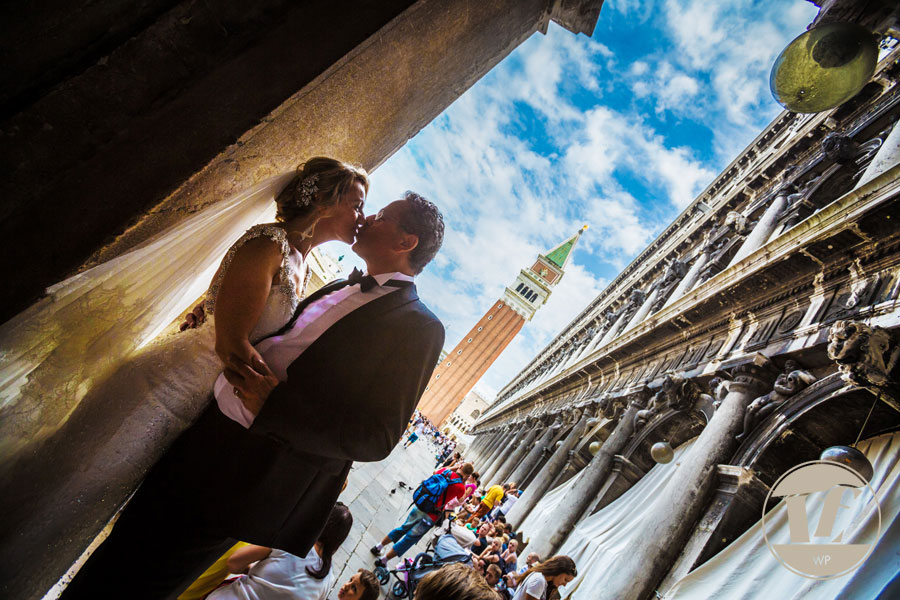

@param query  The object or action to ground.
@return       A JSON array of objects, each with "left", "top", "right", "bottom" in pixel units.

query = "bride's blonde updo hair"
[{"left": 275, "top": 157, "right": 369, "bottom": 235}]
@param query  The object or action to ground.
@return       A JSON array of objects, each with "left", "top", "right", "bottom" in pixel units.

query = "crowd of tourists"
[{"left": 370, "top": 414, "right": 578, "bottom": 599}]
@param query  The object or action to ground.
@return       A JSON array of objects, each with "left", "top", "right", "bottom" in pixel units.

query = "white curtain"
[
  {"left": 661, "top": 431, "right": 900, "bottom": 600},
  {"left": 553, "top": 439, "right": 697, "bottom": 599},
  {"left": 0, "top": 172, "right": 294, "bottom": 463},
  {"left": 518, "top": 470, "right": 585, "bottom": 566}
]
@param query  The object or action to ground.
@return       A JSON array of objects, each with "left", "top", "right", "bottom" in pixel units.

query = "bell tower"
[{"left": 418, "top": 226, "right": 587, "bottom": 425}]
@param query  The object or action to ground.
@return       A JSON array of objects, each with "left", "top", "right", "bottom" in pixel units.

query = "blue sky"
[{"left": 324, "top": 0, "right": 819, "bottom": 400}]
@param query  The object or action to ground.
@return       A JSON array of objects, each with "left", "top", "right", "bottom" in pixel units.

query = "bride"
[{"left": 0, "top": 157, "right": 367, "bottom": 591}]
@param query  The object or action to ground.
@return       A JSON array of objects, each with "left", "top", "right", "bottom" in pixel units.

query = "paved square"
[{"left": 331, "top": 437, "right": 444, "bottom": 598}]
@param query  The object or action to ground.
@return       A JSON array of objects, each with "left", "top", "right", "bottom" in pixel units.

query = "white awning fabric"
[{"left": 662, "top": 431, "right": 900, "bottom": 599}]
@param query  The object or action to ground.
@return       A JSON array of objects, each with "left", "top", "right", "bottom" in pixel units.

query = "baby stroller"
[{"left": 374, "top": 522, "right": 473, "bottom": 598}]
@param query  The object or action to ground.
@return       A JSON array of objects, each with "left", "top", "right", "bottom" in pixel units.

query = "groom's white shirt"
[{"left": 214, "top": 271, "right": 414, "bottom": 427}]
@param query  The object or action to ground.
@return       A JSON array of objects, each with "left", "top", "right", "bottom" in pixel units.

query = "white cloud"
[{"left": 349, "top": 1, "right": 818, "bottom": 401}]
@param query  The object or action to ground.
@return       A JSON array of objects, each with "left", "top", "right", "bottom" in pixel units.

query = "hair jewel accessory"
[{"left": 297, "top": 174, "right": 319, "bottom": 207}]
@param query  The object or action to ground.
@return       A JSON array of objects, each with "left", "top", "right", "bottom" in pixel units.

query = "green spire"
[{"left": 543, "top": 225, "right": 588, "bottom": 269}]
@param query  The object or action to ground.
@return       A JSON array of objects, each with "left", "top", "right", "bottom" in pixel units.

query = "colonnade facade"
[{"left": 467, "top": 46, "right": 900, "bottom": 600}]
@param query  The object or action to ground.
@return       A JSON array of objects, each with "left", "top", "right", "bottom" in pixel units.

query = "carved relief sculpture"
[
  {"left": 735, "top": 360, "right": 816, "bottom": 442},
  {"left": 828, "top": 320, "right": 898, "bottom": 390}
]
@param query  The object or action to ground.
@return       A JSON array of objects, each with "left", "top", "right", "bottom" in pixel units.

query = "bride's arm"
[{"left": 213, "top": 237, "right": 284, "bottom": 371}]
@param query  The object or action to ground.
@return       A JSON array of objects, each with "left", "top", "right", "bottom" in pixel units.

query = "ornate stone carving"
[
  {"left": 724, "top": 210, "right": 751, "bottom": 236},
  {"left": 651, "top": 259, "right": 688, "bottom": 312},
  {"left": 828, "top": 320, "right": 898, "bottom": 389},
  {"left": 736, "top": 360, "right": 816, "bottom": 442},
  {"left": 822, "top": 132, "right": 860, "bottom": 165},
  {"left": 633, "top": 373, "right": 711, "bottom": 429}
]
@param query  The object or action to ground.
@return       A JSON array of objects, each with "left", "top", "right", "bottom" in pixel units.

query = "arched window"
[
  {"left": 477, "top": 326, "right": 483, "bottom": 331},
  {"left": 457, "top": 349, "right": 462, "bottom": 355},
  {"left": 470, "top": 409, "right": 480, "bottom": 419},
  {"left": 515, "top": 283, "right": 524, "bottom": 292},
  {"left": 467, "top": 338, "right": 473, "bottom": 343},
  {"left": 487, "top": 315, "right": 493, "bottom": 320}
]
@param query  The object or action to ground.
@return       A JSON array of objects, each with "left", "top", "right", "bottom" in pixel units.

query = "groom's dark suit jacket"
[{"left": 148, "top": 278, "right": 444, "bottom": 557}]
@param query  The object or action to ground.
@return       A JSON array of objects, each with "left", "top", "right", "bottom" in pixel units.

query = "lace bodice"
[{"left": 204, "top": 224, "right": 307, "bottom": 341}]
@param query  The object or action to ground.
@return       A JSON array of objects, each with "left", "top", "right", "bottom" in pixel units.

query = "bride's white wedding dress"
[{"left": 0, "top": 222, "right": 307, "bottom": 592}]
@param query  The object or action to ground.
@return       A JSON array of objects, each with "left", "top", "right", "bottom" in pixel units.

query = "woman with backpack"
[{"left": 371, "top": 462, "right": 474, "bottom": 567}]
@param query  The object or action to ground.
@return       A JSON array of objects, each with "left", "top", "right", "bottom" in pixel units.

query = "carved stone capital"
[
  {"left": 725, "top": 353, "right": 779, "bottom": 401},
  {"left": 828, "top": 320, "right": 898, "bottom": 391}
]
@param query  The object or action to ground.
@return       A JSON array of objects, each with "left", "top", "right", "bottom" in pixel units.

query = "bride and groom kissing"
[{"left": 59, "top": 157, "right": 446, "bottom": 598}]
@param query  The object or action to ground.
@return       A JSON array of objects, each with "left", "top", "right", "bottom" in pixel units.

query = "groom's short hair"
[{"left": 398, "top": 191, "right": 444, "bottom": 274}]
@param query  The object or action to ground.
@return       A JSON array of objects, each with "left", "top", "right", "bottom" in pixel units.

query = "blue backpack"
[{"left": 412, "top": 470, "right": 461, "bottom": 514}]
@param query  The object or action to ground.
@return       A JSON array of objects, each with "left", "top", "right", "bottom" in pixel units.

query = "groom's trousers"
[
  {"left": 60, "top": 473, "right": 236, "bottom": 600},
  {"left": 59, "top": 407, "right": 241, "bottom": 599},
  {"left": 59, "top": 401, "right": 345, "bottom": 600}
]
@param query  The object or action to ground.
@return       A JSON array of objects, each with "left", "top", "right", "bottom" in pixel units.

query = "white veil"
[{"left": 0, "top": 172, "right": 295, "bottom": 462}]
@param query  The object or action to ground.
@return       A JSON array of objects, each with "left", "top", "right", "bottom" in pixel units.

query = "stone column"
[
  {"left": 479, "top": 426, "right": 513, "bottom": 479},
  {"left": 470, "top": 431, "right": 495, "bottom": 463},
  {"left": 596, "top": 310, "right": 630, "bottom": 349},
  {"left": 854, "top": 121, "right": 900, "bottom": 189},
  {"left": 492, "top": 420, "right": 543, "bottom": 486},
  {"left": 662, "top": 247, "right": 711, "bottom": 309},
  {"left": 507, "top": 411, "right": 593, "bottom": 528},
  {"left": 526, "top": 387, "right": 652, "bottom": 560},
  {"left": 658, "top": 465, "right": 770, "bottom": 592},
  {"left": 507, "top": 415, "right": 564, "bottom": 489},
  {"left": 482, "top": 428, "right": 510, "bottom": 467},
  {"left": 728, "top": 193, "right": 790, "bottom": 266},
  {"left": 599, "top": 354, "right": 777, "bottom": 600},
  {"left": 482, "top": 423, "right": 525, "bottom": 485},
  {"left": 622, "top": 288, "right": 659, "bottom": 333}
]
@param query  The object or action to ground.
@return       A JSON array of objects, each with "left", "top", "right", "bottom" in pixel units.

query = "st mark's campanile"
[{"left": 418, "top": 226, "right": 587, "bottom": 425}]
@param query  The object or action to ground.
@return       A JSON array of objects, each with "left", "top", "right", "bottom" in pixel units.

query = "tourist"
[
  {"left": 206, "top": 502, "right": 352, "bottom": 600},
  {"left": 467, "top": 481, "right": 513, "bottom": 524},
  {"left": 336, "top": 569, "right": 380, "bottom": 600},
  {"left": 404, "top": 420, "right": 426, "bottom": 448},
  {"left": 511, "top": 555, "right": 577, "bottom": 600},
  {"left": 372, "top": 462, "right": 475, "bottom": 567},
  {"left": 414, "top": 563, "right": 497, "bottom": 600}
]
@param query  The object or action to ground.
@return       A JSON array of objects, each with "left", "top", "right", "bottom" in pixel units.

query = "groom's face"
[{"left": 352, "top": 199, "right": 409, "bottom": 259}]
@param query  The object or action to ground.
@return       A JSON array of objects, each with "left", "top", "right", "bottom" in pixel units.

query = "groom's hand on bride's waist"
[{"left": 224, "top": 354, "right": 279, "bottom": 417}]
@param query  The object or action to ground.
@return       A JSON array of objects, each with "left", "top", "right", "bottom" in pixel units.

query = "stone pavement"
[{"left": 330, "top": 437, "right": 443, "bottom": 598}]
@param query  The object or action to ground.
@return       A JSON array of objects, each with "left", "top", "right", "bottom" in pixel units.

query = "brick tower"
[{"left": 418, "top": 226, "right": 587, "bottom": 425}]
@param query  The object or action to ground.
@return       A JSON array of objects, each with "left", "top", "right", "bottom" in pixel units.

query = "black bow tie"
[{"left": 348, "top": 267, "right": 379, "bottom": 292}]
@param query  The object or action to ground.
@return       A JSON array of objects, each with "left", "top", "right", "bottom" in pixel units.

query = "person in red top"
[{"left": 371, "top": 462, "right": 474, "bottom": 566}]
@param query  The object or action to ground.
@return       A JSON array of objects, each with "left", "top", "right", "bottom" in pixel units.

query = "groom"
[{"left": 62, "top": 192, "right": 446, "bottom": 599}]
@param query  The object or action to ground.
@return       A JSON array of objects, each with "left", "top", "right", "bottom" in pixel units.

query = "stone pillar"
[
  {"left": 596, "top": 310, "right": 630, "bottom": 349},
  {"left": 658, "top": 465, "right": 770, "bottom": 592},
  {"left": 526, "top": 387, "right": 652, "bottom": 560},
  {"left": 507, "top": 411, "right": 593, "bottom": 528},
  {"left": 598, "top": 354, "right": 777, "bottom": 600},
  {"left": 622, "top": 288, "right": 659, "bottom": 333},
  {"left": 476, "top": 432, "right": 499, "bottom": 463},
  {"left": 466, "top": 433, "right": 487, "bottom": 463},
  {"left": 482, "top": 424, "right": 524, "bottom": 485},
  {"left": 480, "top": 429, "right": 509, "bottom": 468},
  {"left": 479, "top": 427, "right": 513, "bottom": 479},
  {"left": 854, "top": 121, "right": 900, "bottom": 189},
  {"left": 507, "top": 415, "right": 564, "bottom": 488},
  {"left": 728, "top": 193, "right": 790, "bottom": 266},
  {"left": 662, "top": 248, "right": 711, "bottom": 309},
  {"left": 588, "top": 454, "right": 647, "bottom": 515},
  {"left": 492, "top": 420, "right": 543, "bottom": 486}
]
